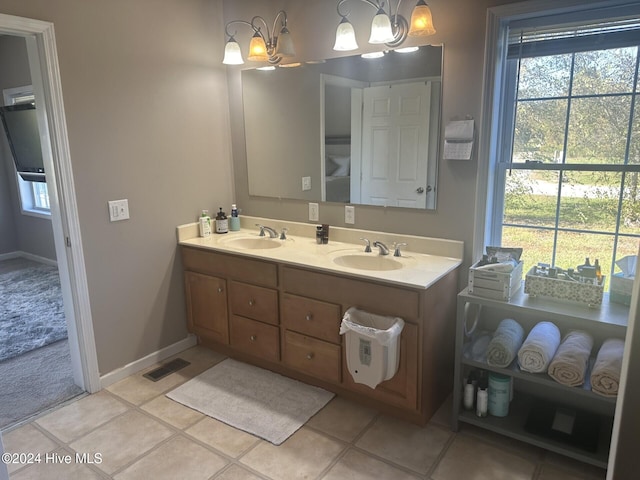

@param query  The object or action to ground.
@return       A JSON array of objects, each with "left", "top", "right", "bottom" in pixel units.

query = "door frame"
[{"left": 0, "top": 13, "right": 100, "bottom": 392}]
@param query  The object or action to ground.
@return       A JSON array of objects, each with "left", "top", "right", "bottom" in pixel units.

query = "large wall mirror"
[{"left": 243, "top": 45, "right": 442, "bottom": 210}]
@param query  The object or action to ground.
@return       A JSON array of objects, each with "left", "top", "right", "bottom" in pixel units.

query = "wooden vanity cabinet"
[
  {"left": 181, "top": 245, "right": 459, "bottom": 425},
  {"left": 184, "top": 271, "right": 228, "bottom": 344}
]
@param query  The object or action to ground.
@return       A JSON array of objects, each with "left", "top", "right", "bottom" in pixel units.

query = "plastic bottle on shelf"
[{"left": 463, "top": 377, "right": 475, "bottom": 410}]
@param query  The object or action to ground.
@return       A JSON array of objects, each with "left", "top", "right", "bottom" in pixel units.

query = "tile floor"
[{"left": 3, "top": 346, "right": 607, "bottom": 480}]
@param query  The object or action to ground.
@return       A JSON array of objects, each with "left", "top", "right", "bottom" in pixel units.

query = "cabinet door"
[{"left": 184, "top": 271, "right": 229, "bottom": 344}]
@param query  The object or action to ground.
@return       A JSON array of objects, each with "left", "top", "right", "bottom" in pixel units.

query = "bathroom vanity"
[{"left": 177, "top": 217, "right": 463, "bottom": 424}]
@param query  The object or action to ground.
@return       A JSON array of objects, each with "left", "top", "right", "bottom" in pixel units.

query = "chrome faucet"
[
  {"left": 360, "top": 237, "right": 372, "bottom": 253},
  {"left": 393, "top": 242, "right": 408, "bottom": 257},
  {"left": 280, "top": 227, "right": 288, "bottom": 240},
  {"left": 255, "top": 224, "right": 278, "bottom": 238},
  {"left": 373, "top": 240, "right": 389, "bottom": 255}
]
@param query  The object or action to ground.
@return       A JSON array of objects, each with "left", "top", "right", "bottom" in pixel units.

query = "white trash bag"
[{"left": 340, "top": 307, "right": 405, "bottom": 388}]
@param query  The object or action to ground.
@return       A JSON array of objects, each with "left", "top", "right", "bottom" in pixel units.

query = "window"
[
  {"left": 2, "top": 85, "right": 50, "bottom": 218},
  {"left": 486, "top": 5, "right": 640, "bottom": 290}
]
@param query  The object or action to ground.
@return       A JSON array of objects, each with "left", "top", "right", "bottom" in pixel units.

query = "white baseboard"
[
  {"left": 0, "top": 251, "right": 57, "bottom": 266},
  {"left": 99, "top": 335, "right": 198, "bottom": 389}
]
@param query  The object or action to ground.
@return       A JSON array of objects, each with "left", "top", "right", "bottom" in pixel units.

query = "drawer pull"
[
  {"left": 305, "top": 313, "right": 313, "bottom": 321},
  {"left": 250, "top": 335, "right": 257, "bottom": 342},
  {"left": 248, "top": 299, "right": 255, "bottom": 306},
  {"left": 217, "top": 287, "right": 223, "bottom": 293},
  {"left": 306, "top": 352, "right": 314, "bottom": 360}
]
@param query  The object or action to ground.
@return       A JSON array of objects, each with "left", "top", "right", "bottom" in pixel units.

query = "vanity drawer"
[
  {"left": 181, "top": 246, "right": 278, "bottom": 288},
  {"left": 229, "top": 281, "right": 279, "bottom": 325},
  {"left": 282, "top": 267, "right": 420, "bottom": 321},
  {"left": 281, "top": 293, "right": 341, "bottom": 344},
  {"left": 230, "top": 315, "right": 279, "bottom": 362},
  {"left": 282, "top": 331, "right": 341, "bottom": 384}
]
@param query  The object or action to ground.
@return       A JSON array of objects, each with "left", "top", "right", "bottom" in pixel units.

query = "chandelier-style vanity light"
[
  {"left": 223, "top": 10, "right": 295, "bottom": 65},
  {"left": 333, "top": 0, "right": 436, "bottom": 51}
]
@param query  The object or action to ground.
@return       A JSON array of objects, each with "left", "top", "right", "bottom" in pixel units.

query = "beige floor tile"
[
  {"left": 106, "top": 374, "right": 166, "bottom": 405},
  {"left": 542, "top": 452, "right": 606, "bottom": 480},
  {"left": 306, "top": 396, "right": 377, "bottom": 442},
  {"left": 460, "top": 424, "right": 544, "bottom": 463},
  {"left": 69, "top": 410, "right": 173, "bottom": 474},
  {"left": 141, "top": 395, "right": 203, "bottom": 429},
  {"left": 538, "top": 464, "right": 603, "bottom": 480},
  {"left": 322, "top": 448, "right": 421, "bottom": 480},
  {"left": 214, "top": 464, "right": 265, "bottom": 480},
  {"left": 2, "top": 424, "right": 60, "bottom": 474},
  {"left": 356, "top": 415, "right": 451, "bottom": 474},
  {"left": 429, "top": 395, "right": 453, "bottom": 430},
  {"left": 114, "top": 435, "right": 227, "bottom": 480},
  {"left": 186, "top": 417, "right": 260, "bottom": 458},
  {"left": 35, "top": 391, "right": 129, "bottom": 443},
  {"left": 240, "top": 427, "right": 345, "bottom": 480},
  {"left": 169, "top": 345, "right": 227, "bottom": 381},
  {"left": 432, "top": 435, "right": 536, "bottom": 480},
  {"left": 10, "top": 447, "right": 105, "bottom": 480}
]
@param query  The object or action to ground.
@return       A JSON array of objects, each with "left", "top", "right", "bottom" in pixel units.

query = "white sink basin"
[
  {"left": 332, "top": 253, "right": 404, "bottom": 271},
  {"left": 222, "top": 237, "right": 283, "bottom": 250}
]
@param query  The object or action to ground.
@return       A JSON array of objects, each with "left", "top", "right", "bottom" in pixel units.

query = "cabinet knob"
[
  {"left": 250, "top": 335, "right": 257, "bottom": 342},
  {"left": 217, "top": 287, "right": 223, "bottom": 293},
  {"left": 248, "top": 299, "right": 255, "bottom": 306},
  {"left": 306, "top": 352, "right": 314, "bottom": 360},
  {"left": 305, "top": 313, "right": 313, "bottom": 321}
]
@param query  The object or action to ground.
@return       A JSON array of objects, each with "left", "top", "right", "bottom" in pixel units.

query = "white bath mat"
[{"left": 166, "top": 358, "right": 334, "bottom": 445}]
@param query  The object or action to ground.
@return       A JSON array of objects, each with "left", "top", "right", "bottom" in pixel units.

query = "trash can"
[{"left": 339, "top": 307, "right": 405, "bottom": 389}]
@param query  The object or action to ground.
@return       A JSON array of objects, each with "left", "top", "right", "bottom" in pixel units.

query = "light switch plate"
[
  {"left": 302, "top": 176, "right": 312, "bottom": 191},
  {"left": 108, "top": 199, "right": 130, "bottom": 222},
  {"left": 309, "top": 202, "right": 319, "bottom": 222},
  {"left": 345, "top": 205, "right": 355, "bottom": 224}
]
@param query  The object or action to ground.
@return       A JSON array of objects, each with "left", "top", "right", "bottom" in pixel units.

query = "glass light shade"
[
  {"left": 369, "top": 9, "right": 395, "bottom": 44},
  {"left": 333, "top": 18, "right": 358, "bottom": 51},
  {"left": 408, "top": 1, "right": 436, "bottom": 37},
  {"left": 275, "top": 27, "right": 295, "bottom": 57},
  {"left": 222, "top": 38, "right": 244, "bottom": 65},
  {"left": 247, "top": 32, "right": 269, "bottom": 61}
]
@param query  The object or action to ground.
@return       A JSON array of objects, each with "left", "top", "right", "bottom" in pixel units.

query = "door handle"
[{"left": 416, "top": 187, "right": 425, "bottom": 194}]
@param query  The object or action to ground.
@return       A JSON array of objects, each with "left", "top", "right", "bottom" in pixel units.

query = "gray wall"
[
  {"left": 0, "top": 35, "right": 56, "bottom": 260},
  {"left": 0, "top": 0, "right": 234, "bottom": 374}
]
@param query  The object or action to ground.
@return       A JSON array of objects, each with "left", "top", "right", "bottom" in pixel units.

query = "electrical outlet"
[
  {"left": 345, "top": 205, "right": 355, "bottom": 224},
  {"left": 309, "top": 202, "right": 319, "bottom": 222},
  {"left": 108, "top": 199, "right": 130, "bottom": 222},
  {"left": 302, "top": 176, "right": 312, "bottom": 191}
]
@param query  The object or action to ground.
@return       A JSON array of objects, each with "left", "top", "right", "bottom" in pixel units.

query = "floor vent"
[{"left": 143, "top": 358, "right": 190, "bottom": 382}]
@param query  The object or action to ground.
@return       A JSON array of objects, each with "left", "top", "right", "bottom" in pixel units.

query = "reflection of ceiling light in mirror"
[
  {"left": 279, "top": 62, "right": 302, "bottom": 68},
  {"left": 256, "top": 66, "right": 276, "bottom": 71},
  {"left": 305, "top": 60, "right": 326, "bottom": 64},
  {"left": 395, "top": 46, "right": 419, "bottom": 53},
  {"left": 361, "top": 51, "right": 385, "bottom": 59}
]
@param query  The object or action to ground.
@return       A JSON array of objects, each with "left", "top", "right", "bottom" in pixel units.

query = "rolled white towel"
[
  {"left": 517, "top": 321, "right": 561, "bottom": 373},
  {"left": 590, "top": 338, "right": 624, "bottom": 397},
  {"left": 548, "top": 330, "right": 593, "bottom": 387},
  {"left": 486, "top": 318, "right": 525, "bottom": 368}
]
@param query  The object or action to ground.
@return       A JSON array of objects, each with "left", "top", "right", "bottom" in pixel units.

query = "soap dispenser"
[{"left": 215, "top": 207, "right": 228, "bottom": 234}]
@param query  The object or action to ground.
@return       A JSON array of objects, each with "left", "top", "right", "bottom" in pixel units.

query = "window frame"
[
  {"left": 477, "top": 0, "right": 640, "bottom": 268},
  {"left": 2, "top": 85, "right": 51, "bottom": 219}
]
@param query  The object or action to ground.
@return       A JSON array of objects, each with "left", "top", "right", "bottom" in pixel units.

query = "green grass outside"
[{"left": 503, "top": 194, "right": 640, "bottom": 290}]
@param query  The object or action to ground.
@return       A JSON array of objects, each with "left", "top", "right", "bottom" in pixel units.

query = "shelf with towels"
[{"left": 452, "top": 287, "right": 629, "bottom": 470}]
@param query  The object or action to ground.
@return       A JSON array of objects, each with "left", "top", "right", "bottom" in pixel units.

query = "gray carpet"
[
  {"left": 0, "top": 259, "right": 67, "bottom": 363},
  {"left": 0, "top": 339, "right": 83, "bottom": 430}
]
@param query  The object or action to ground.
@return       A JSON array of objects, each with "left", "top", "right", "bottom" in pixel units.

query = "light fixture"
[
  {"left": 223, "top": 10, "right": 295, "bottom": 65},
  {"left": 333, "top": 0, "right": 436, "bottom": 51}
]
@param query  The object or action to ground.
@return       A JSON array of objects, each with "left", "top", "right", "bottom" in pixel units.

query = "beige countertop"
[{"left": 177, "top": 216, "right": 463, "bottom": 289}]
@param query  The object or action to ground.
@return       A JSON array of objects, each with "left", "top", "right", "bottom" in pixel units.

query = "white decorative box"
[
  {"left": 524, "top": 267, "right": 604, "bottom": 307},
  {"left": 610, "top": 273, "right": 634, "bottom": 306},
  {"left": 468, "top": 260, "right": 523, "bottom": 301}
]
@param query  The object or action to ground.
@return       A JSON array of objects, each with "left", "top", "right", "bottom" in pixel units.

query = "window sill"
[{"left": 21, "top": 208, "right": 51, "bottom": 220}]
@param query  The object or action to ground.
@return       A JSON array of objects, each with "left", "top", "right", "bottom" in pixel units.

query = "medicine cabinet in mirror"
[{"left": 242, "top": 45, "right": 442, "bottom": 210}]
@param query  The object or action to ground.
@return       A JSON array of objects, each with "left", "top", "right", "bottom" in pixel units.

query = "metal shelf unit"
[{"left": 452, "top": 286, "right": 628, "bottom": 469}]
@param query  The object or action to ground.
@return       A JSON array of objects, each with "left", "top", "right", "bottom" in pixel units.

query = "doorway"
[{"left": 0, "top": 13, "right": 100, "bottom": 426}]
